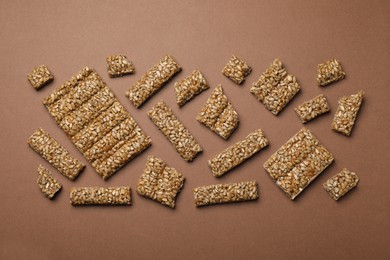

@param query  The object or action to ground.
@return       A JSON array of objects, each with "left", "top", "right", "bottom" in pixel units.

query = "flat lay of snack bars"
[{"left": 27, "top": 55, "right": 363, "bottom": 207}]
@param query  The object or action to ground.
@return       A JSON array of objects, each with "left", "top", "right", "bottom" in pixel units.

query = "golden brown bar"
[
  {"left": 27, "top": 65, "right": 54, "bottom": 90},
  {"left": 107, "top": 54, "right": 135, "bottom": 77},
  {"left": 323, "top": 168, "right": 359, "bottom": 201},
  {"left": 175, "top": 70, "right": 209, "bottom": 107},
  {"left": 70, "top": 187, "right": 132, "bottom": 205},
  {"left": 317, "top": 59, "right": 346, "bottom": 86},
  {"left": 37, "top": 165, "right": 62, "bottom": 199},
  {"left": 222, "top": 55, "right": 252, "bottom": 84},
  {"left": 294, "top": 94, "right": 331, "bottom": 123}
]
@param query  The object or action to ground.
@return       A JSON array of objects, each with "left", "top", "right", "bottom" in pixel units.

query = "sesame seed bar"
[
  {"left": 137, "top": 156, "right": 185, "bottom": 208},
  {"left": 196, "top": 84, "right": 239, "bottom": 139},
  {"left": 222, "top": 55, "right": 252, "bottom": 84},
  {"left": 28, "top": 128, "right": 85, "bottom": 180},
  {"left": 148, "top": 101, "right": 202, "bottom": 162},
  {"left": 27, "top": 65, "right": 54, "bottom": 90},
  {"left": 250, "top": 58, "right": 300, "bottom": 115},
  {"left": 193, "top": 180, "right": 259, "bottom": 207},
  {"left": 70, "top": 187, "right": 132, "bottom": 205},
  {"left": 175, "top": 70, "right": 209, "bottom": 107},
  {"left": 324, "top": 168, "right": 359, "bottom": 201},
  {"left": 317, "top": 59, "right": 346, "bottom": 86},
  {"left": 208, "top": 129, "right": 269, "bottom": 177},
  {"left": 295, "top": 94, "right": 331, "bottom": 123},
  {"left": 263, "top": 128, "right": 334, "bottom": 200},
  {"left": 331, "top": 91, "right": 364, "bottom": 136},
  {"left": 43, "top": 67, "right": 151, "bottom": 180},
  {"left": 37, "top": 165, "right": 62, "bottom": 199},
  {"left": 126, "top": 55, "right": 181, "bottom": 108},
  {"left": 107, "top": 54, "right": 135, "bottom": 77}
]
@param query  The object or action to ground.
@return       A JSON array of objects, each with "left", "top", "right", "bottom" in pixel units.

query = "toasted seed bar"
[
  {"left": 250, "top": 59, "right": 300, "bottom": 115},
  {"left": 222, "top": 55, "right": 252, "bottom": 84},
  {"left": 175, "top": 70, "right": 209, "bottom": 107},
  {"left": 107, "top": 55, "right": 135, "bottom": 77},
  {"left": 27, "top": 65, "right": 54, "bottom": 90},
  {"left": 208, "top": 129, "right": 269, "bottom": 177},
  {"left": 137, "top": 156, "right": 185, "bottom": 208},
  {"left": 264, "top": 128, "right": 334, "bottom": 200},
  {"left": 332, "top": 91, "right": 364, "bottom": 136},
  {"left": 295, "top": 94, "right": 331, "bottom": 123},
  {"left": 317, "top": 59, "right": 346, "bottom": 86},
  {"left": 196, "top": 84, "right": 239, "bottom": 139},
  {"left": 43, "top": 67, "right": 151, "bottom": 180},
  {"left": 37, "top": 165, "right": 62, "bottom": 199},
  {"left": 148, "top": 101, "right": 202, "bottom": 161},
  {"left": 194, "top": 181, "right": 259, "bottom": 207},
  {"left": 324, "top": 168, "right": 359, "bottom": 201},
  {"left": 126, "top": 55, "right": 181, "bottom": 108},
  {"left": 70, "top": 187, "right": 132, "bottom": 205},
  {"left": 28, "top": 128, "right": 85, "bottom": 180}
]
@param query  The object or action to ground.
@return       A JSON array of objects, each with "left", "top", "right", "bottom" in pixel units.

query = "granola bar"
[
  {"left": 107, "top": 54, "right": 135, "bottom": 77},
  {"left": 317, "top": 59, "right": 346, "bottom": 86},
  {"left": 27, "top": 65, "right": 54, "bottom": 90},
  {"left": 175, "top": 70, "right": 209, "bottom": 107},
  {"left": 70, "top": 187, "right": 132, "bottom": 205},
  {"left": 263, "top": 128, "right": 334, "bottom": 200},
  {"left": 137, "top": 156, "right": 185, "bottom": 208},
  {"left": 193, "top": 181, "right": 259, "bottom": 207},
  {"left": 126, "top": 55, "right": 181, "bottom": 108},
  {"left": 28, "top": 128, "right": 85, "bottom": 180},
  {"left": 208, "top": 129, "right": 269, "bottom": 177},
  {"left": 222, "top": 55, "right": 252, "bottom": 84},
  {"left": 295, "top": 94, "right": 330, "bottom": 123},
  {"left": 37, "top": 165, "right": 62, "bottom": 199},
  {"left": 324, "top": 168, "right": 359, "bottom": 201},
  {"left": 148, "top": 101, "right": 202, "bottom": 161}
]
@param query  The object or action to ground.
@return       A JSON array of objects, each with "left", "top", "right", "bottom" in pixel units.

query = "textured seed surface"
[
  {"left": 27, "top": 65, "right": 54, "bottom": 90},
  {"left": 263, "top": 127, "right": 334, "bottom": 200},
  {"left": 250, "top": 58, "right": 300, "bottom": 115},
  {"left": 208, "top": 129, "right": 269, "bottom": 177},
  {"left": 323, "top": 168, "right": 359, "bottom": 201},
  {"left": 37, "top": 165, "right": 62, "bottom": 199},
  {"left": 193, "top": 180, "right": 259, "bottom": 207},
  {"left": 295, "top": 94, "right": 331, "bottom": 123},
  {"left": 126, "top": 55, "right": 181, "bottom": 108},
  {"left": 175, "top": 70, "right": 209, "bottom": 107},
  {"left": 107, "top": 54, "right": 135, "bottom": 77},
  {"left": 222, "top": 55, "right": 252, "bottom": 84},
  {"left": 70, "top": 187, "right": 132, "bottom": 205},
  {"left": 137, "top": 156, "right": 185, "bottom": 208},
  {"left": 317, "top": 59, "right": 346, "bottom": 86}
]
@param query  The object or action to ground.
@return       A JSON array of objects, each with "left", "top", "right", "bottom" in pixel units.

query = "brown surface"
[{"left": 0, "top": 0, "right": 389, "bottom": 259}]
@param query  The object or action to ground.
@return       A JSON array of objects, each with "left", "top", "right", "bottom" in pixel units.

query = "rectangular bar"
[
  {"left": 317, "top": 59, "right": 346, "bottom": 86},
  {"left": 70, "top": 187, "right": 132, "bottom": 205},
  {"left": 175, "top": 70, "right": 209, "bottom": 107},
  {"left": 37, "top": 165, "right": 62, "bottom": 199},
  {"left": 222, "top": 55, "right": 252, "bottom": 84},
  {"left": 193, "top": 181, "right": 259, "bottom": 207},
  {"left": 148, "top": 101, "right": 202, "bottom": 161},
  {"left": 27, "top": 65, "right": 54, "bottom": 90},
  {"left": 28, "top": 128, "right": 85, "bottom": 180},
  {"left": 323, "top": 168, "right": 359, "bottom": 201},
  {"left": 208, "top": 129, "right": 269, "bottom": 177},
  {"left": 294, "top": 94, "right": 331, "bottom": 123},
  {"left": 126, "top": 55, "right": 181, "bottom": 108}
]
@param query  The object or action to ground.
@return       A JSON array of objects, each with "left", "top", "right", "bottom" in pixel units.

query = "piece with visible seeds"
[
  {"left": 317, "top": 59, "right": 346, "bottom": 86},
  {"left": 208, "top": 129, "right": 269, "bottom": 177},
  {"left": 27, "top": 65, "right": 54, "bottom": 90},
  {"left": 263, "top": 127, "right": 334, "bottom": 200},
  {"left": 28, "top": 128, "right": 85, "bottom": 180},
  {"left": 193, "top": 180, "right": 258, "bottom": 207},
  {"left": 196, "top": 84, "right": 239, "bottom": 139},
  {"left": 148, "top": 101, "right": 202, "bottom": 161},
  {"left": 295, "top": 94, "right": 331, "bottom": 123},
  {"left": 70, "top": 187, "right": 132, "bottom": 205},
  {"left": 222, "top": 55, "right": 252, "bottom": 84},
  {"left": 126, "top": 55, "right": 181, "bottom": 108},
  {"left": 37, "top": 165, "right": 62, "bottom": 199},
  {"left": 324, "top": 168, "right": 359, "bottom": 201},
  {"left": 331, "top": 91, "right": 364, "bottom": 136},
  {"left": 107, "top": 55, "right": 135, "bottom": 77},
  {"left": 175, "top": 70, "right": 209, "bottom": 107},
  {"left": 137, "top": 156, "right": 185, "bottom": 208}
]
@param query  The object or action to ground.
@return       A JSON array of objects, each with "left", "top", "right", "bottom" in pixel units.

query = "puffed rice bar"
[
  {"left": 317, "top": 59, "right": 346, "bottom": 86},
  {"left": 324, "top": 168, "right": 359, "bottom": 201},
  {"left": 27, "top": 65, "right": 54, "bottom": 90},
  {"left": 37, "top": 165, "right": 62, "bottom": 199},
  {"left": 222, "top": 55, "right": 252, "bottom": 84},
  {"left": 107, "top": 54, "right": 135, "bottom": 77},
  {"left": 70, "top": 187, "right": 132, "bottom": 205},
  {"left": 295, "top": 94, "right": 330, "bottom": 123},
  {"left": 175, "top": 70, "right": 209, "bottom": 107}
]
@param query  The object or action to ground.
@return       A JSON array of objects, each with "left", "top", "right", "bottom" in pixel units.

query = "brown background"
[{"left": 0, "top": 0, "right": 389, "bottom": 259}]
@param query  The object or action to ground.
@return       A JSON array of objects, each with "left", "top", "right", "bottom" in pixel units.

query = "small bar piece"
[
  {"left": 107, "top": 54, "right": 135, "bottom": 77},
  {"left": 295, "top": 94, "right": 331, "bottom": 123},
  {"left": 27, "top": 65, "right": 54, "bottom": 90},
  {"left": 324, "top": 168, "right": 359, "bottom": 201},
  {"left": 37, "top": 165, "right": 62, "bottom": 199},
  {"left": 126, "top": 55, "right": 181, "bottom": 108},
  {"left": 317, "top": 59, "right": 346, "bottom": 86},
  {"left": 70, "top": 187, "right": 132, "bottom": 205},
  {"left": 137, "top": 156, "right": 185, "bottom": 208},
  {"left": 193, "top": 181, "right": 259, "bottom": 207},
  {"left": 28, "top": 128, "right": 85, "bottom": 180},
  {"left": 196, "top": 84, "right": 239, "bottom": 140},
  {"left": 332, "top": 91, "right": 364, "bottom": 136},
  {"left": 148, "top": 101, "right": 202, "bottom": 162},
  {"left": 222, "top": 55, "right": 252, "bottom": 84},
  {"left": 208, "top": 129, "right": 269, "bottom": 177},
  {"left": 250, "top": 59, "right": 300, "bottom": 115},
  {"left": 264, "top": 128, "right": 334, "bottom": 200},
  {"left": 175, "top": 70, "right": 209, "bottom": 107}
]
